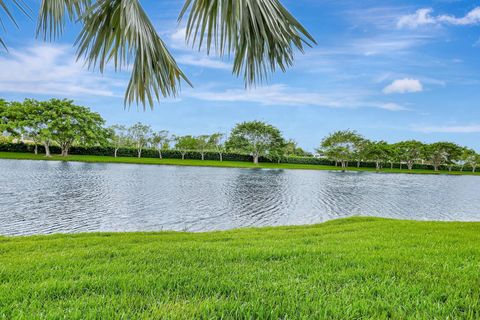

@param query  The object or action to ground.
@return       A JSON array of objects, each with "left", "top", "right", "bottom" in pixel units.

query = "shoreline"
[
  {"left": 2, "top": 216, "right": 480, "bottom": 238},
  {"left": 1, "top": 151, "right": 479, "bottom": 176}
]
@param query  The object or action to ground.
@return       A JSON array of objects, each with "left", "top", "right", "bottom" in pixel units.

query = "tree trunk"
[
  {"left": 434, "top": 165, "right": 439, "bottom": 171},
  {"left": 138, "top": 149, "right": 142, "bottom": 158},
  {"left": 219, "top": 153, "right": 223, "bottom": 162},
  {"left": 61, "top": 147, "right": 69, "bottom": 157},
  {"left": 253, "top": 155, "right": 259, "bottom": 164},
  {"left": 114, "top": 148, "right": 118, "bottom": 158},
  {"left": 357, "top": 160, "right": 360, "bottom": 168},
  {"left": 158, "top": 150, "right": 162, "bottom": 159},
  {"left": 407, "top": 162, "right": 413, "bottom": 170},
  {"left": 34, "top": 145, "right": 38, "bottom": 155},
  {"left": 182, "top": 153, "right": 185, "bottom": 160},
  {"left": 201, "top": 153, "right": 205, "bottom": 161},
  {"left": 44, "top": 142, "right": 51, "bottom": 157},
  {"left": 390, "top": 162, "right": 393, "bottom": 169}
]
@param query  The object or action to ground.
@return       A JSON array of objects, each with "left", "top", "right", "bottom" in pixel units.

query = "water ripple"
[{"left": 1, "top": 159, "right": 480, "bottom": 236}]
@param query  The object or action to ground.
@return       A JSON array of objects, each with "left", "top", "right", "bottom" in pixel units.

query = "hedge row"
[{"left": 0, "top": 143, "right": 474, "bottom": 172}]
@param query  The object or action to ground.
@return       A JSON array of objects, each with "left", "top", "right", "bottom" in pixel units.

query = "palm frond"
[
  {"left": 75, "top": 0, "right": 191, "bottom": 108},
  {"left": 0, "top": 0, "right": 31, "bottom": 50},
  {"left": 179, "top": 0, "right": 316, "bottom": 86},
  {"left": 36, "top": 0, "right": 91, "bottom": 40}
]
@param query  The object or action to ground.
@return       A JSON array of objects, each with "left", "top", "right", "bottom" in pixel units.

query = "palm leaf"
[
  {"left": 36, "top": 0, "right": 91, "bottom": 40},
  {"left": 39, "top": 0, "right": 191, "bottom": 108},
  {"left": 179, "top": 0, "right": 316, "bottom": 86},
  {"left": 0, "top": 0, "right": 31, "bottom": 50}
]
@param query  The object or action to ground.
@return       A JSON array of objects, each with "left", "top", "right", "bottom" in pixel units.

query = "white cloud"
[
  {"left": 176, "top": 55, "right": 231, "bottom": 70},
  {"left": 383, "top": 78, "right": 423, "bottom": 94},
  {"left": 438, "top": 7, "right": 480, "bottom": 26},
  {"left": 413, "top": 125, "right": 480, "bottom": 133},
  {"left": 0, "top": 44, "right": 121, "bottom": 97},
  {"left": 169, "top": 27, "right": 231, "bottom": 70},
  {"left": 397, "top": 8, "right": 436, "bottom": 29},
  {"left": 185, "top": 84, "right": 407, "bottom": 112},
  {"left": 398, "top": 7, "right": 480, "bottom": 29},
  {"left": 170, "top": 27, "right": 187, "bottom": 48},
  {"left": 379, "top": 103, "right": 409, "bottom": 111},
  {"left": 355, "top": 36, "right": 428, "bottom": 56}
]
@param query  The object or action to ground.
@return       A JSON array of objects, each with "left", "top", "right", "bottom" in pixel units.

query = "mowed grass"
[
  {"left": 1, "top": 151, "right": 479, "bottom": 175},
  {"left": 0, "top": 217, "right": 479, "bottom": 319}
]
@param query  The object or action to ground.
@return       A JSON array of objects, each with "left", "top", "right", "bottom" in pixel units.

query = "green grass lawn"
[
  {"left": 0, "top": 217, "right": 479, "bottom": 319},
  {"left": 1, "top": 151, "right": 478, "bottom": 175}
]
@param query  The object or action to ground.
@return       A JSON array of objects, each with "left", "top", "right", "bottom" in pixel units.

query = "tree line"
[
  {"left": 0, "top": 99, "right": 308, "bottom": 163},
  {"left": 318, "top": 130, "right": 480, "bottom": 172},
  {"left": 1, "top": 99, "right": 479, "bottom": 172}
]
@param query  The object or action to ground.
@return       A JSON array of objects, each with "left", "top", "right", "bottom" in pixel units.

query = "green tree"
[
  {"left": 15, "top": 100, "right": 46, "bottom": 154},
  {"left": 284, "top": 139, "right": 311, "bottom": 157},
  {"left": 0, "top": 99, "right": 65, "bottom": 157},
  {"left": 443, "top": 143, "right": 463, "bottom": 172},
  {"left": 0, "top": 99, "right": 12, "bottom": 134},
  {"left": 353, "top": 138, "right": 369, "bottom": 168},
  {"left": 364, "top": 141, "right": 391, "bottom": 171},
  {"left": 317, "top": 130, "right": 363, "bottom": 169},
  {"left": 174, "top": 135, "right": 198, "bottom": 160},
  {"left": 395, "top": 140, "right": 425, "bottom": 170},
  {"left": 0, "top": 101, "right": 25, "bottom": 141},
  {"left": 151, "top": 130, "right": 170, "bottom": 159},
  {"left": 1, "top": 1, "right": 314, "bottom": 107},
  {"left": 227, "top": 121, "right": 285, "bottom": 164},
  {"left": 195, "top": 135, "right": 212, "bottom": 161},
  {"left": 457, "top": 148, "right": 476, "bottom": 172},
  {"left": 466, "top": 151, "right": 480, "bottom": 173},
  {"left": 267, "top": 139, "right": 288, "bottom": 163},
  {"left": 426, "top": 142, "right": 462, "bottom": 172},
  {"left": 128, "top": 123, "right": 152, "bottom": 158},
  {"left": 108, "top": 125, "right": 130, "bottom": 158},
  {"left": 209, "top": 133, "right": 226, "bottom": 161},
  {"left": 44, "top": 99, "right": 107, "bottom": 157},
  {"left": 385, "top": 143, "right": 400, "bottom": 170}
]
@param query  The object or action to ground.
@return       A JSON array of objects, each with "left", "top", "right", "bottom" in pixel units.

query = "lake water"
[{"left": 1, "top": 159, "right": 479, "bottom": 236}]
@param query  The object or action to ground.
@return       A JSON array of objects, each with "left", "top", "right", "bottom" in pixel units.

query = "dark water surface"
[{"left": 1, "top": 159, "right": 479, "bottom": 236}]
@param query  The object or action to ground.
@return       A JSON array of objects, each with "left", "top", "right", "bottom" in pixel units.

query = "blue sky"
[{"left": 1, "top": 0, "right": 480, "bottom": 151}]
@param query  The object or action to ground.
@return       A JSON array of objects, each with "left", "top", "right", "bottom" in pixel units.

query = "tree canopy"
[
  {"left": 128, "top": 123, "right": 152, "bottom": 158},
  {"left": 317, "top": 130, "right": 364, "bottom": 168},
  {"left": 226, "top": 121, "right": 284, "bottom": 163},
  {"left": 0, "top": 98, "right": 107, "bottom": 156}
]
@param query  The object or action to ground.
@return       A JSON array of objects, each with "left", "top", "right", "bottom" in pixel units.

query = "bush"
[
  {"left": 0, "top": 135, "right": 13, "bottom": 144},
  {"left": 0, "top": 142, "right": 474, "bottom": 172}
]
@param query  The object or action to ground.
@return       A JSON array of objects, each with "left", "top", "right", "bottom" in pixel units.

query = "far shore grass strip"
[{"left": 0, "top": 151, "right": 479, "bottom": 175}]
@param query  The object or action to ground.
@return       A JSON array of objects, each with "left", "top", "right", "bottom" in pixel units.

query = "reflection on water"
[{"left": 0, "top": 159, "right": 479, "bottom": 236}]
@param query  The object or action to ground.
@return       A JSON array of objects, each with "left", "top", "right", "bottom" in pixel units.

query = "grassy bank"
[
  {"left": 1, "top": 151, "right": 478, "bottom": 175},
  {"left": 0, "top": 217, "right": 479, "bottom": 318}
]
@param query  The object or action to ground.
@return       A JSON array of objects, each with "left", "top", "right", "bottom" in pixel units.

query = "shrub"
[{"left": 0, "top": 142, "right": 473, "bottom": 172}]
